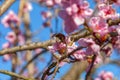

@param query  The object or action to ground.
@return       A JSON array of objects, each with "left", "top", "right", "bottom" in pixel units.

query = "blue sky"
[{"left": 0, "top": 0, "right": 120, "bottom": 80}]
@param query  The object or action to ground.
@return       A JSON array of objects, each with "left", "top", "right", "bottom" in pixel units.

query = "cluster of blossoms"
[
  {"left": 1, "top": 0, "right": 120, "bottom": 79},
  {"left": 1, "top": 1, "right": 32, "bottom": 61},
  {"left": 95, "top": 71, "right": 114, "bottom": 80},
  {"left": 47, "top": 0, "right": 120, "bottom": 67},
  {"left": 41, "top": 11, "right": 52, "bottom": 20},
  {"left": 97, "top": 3, "right": 119, "bottom": 19},
  {"left": 59, "top": 0, "right": 93, "bottom": 33},
  {"left": 1, "top": 10, "right": 26, "bottom": 45},
  {"left": 1, "top": 11, "right": 24, "bottom": 61},
  {"left": 48, "top": 36, "right": 102, "bottom": 66},
  {"left": 1, "top": 31, "right": 25, "bottom": 62},
  {"left": 41, "top": 11, "right": 52, "bottom": 27},
  {"left": 1, "top": 2, "right": 32, "bottom": 27}
]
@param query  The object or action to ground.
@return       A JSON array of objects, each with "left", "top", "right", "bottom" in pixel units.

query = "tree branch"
[
  {"left": 0, "top": 70, "right": 35, "bottom": 80},
  {"left": 0, "top": 38, "right": 58, "bottom": 55},
  {"left": 41, "top": 46, "right": 84, "bottom": 80},
  {"left": 85, "top": 55, "right": 96, "bottom": 80},
  {"left": 62, "top": 61, "right": 88, "bottom": 80},
  {"left": 0, "top": 29, "right": 89, "bottom": 55},
  {"left": 19, "top": 50, "right": 47, "bottom": 74},
  {"left": 0, "top": 0, "right": 15, "bottom": 16},
  {"left": 0, "top": 18, "right": 119, "bottom": 56}
]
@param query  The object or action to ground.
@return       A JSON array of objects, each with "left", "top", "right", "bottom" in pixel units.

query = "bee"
[{"left": 52, "top": 33, "right": 66, "bottom": 43}]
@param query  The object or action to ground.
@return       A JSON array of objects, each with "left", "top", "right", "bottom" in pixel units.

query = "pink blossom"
[
  {"left": 59, "top": 10, "right": 79, "bottom": 33},
  {"left": 48, "top": 42, "right": 66, "bottom": 54},
  {"left": 23, "top": 2, "right": 32, "bottom": 12},
  {"left": 59, "top": 0, "right": 93, "bottom": 34},
  {"left": 94, "top": 77, "right": 101, "bottom": 80},
  {"left": 116, "top": 26, "right": 120, "bottom": 35},
  {"left": 48, "top": 46, "right": 56, "bottom": 53},
  {"left": 45, "top": 0, "right": 54, "bottom": 7},
  {"left": 78, "top": 38, "right": 95, "bottom": 47},
  {"left": 108, "top": 25, "right": 117, "bottom": 32},
  {"left": 80, "top": 0, "right": 90, "bottom": 9},
  {"left": 48, "top": 37, "right": 78, "bottom": 54},
  {"left": 98, "top": 3, "right": 119, "bottom": 19},
  {"left": 90, "top": 44, "right": 100, "bottom": 53},
  {"left": 18, "top": 34, "right": 25, "bottom": 45},
  {"left": 2, "top": 42, "right": 10, "bottom": 49},
  {"left": 73, "top": 15, "right": 85, "bottom": 26},
  {"left": 95, "top": 71, "right": 114, "bottom": 80},
  {"left": 67, "top": 42, "right": 78, "bottom": 53},
  {"left": 73, "top": 50, "right": 86, "bottom": 60},
  {"left": 41, "top": 11, "right": 52, "bottom": 20},
  {"left": 115, "top": 0, "right": 120, "bottom": 5},
  {"left": 3, "top": 54, "right": 11, "bottom": 61},
  {"left": 78, "top": 38, "right": 100, "bottom": 55},
  {"left": 86, "top": 43, "right": 100, "bottom": 55},
  {"left": 66, "top": 4, "right": 79, "bottom": 15},
  {"left": 2, "top": 42, "right": 11, "bottom": 61},
  {"left": 6, "top": 32, "right": 16, "bottom": 43},
  {"left": 89, "top": 17, "right": 109, "bottom": 37},
  {"left": 54, "top": 0, "right": 62, "bottom": 4},
  {"left": 1, "top": 11, "right": 20, "bottom": 27},
  {"left": 35, "top": 48, "right": 42, "bottom": 54}
]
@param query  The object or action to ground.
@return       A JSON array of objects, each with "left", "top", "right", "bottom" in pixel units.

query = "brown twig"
[
  {"left": 35, "top": 55, "right": 53, "bottom": 79},
  {"left": 1, "top": 17, "right": 119, "bottom": 55},
  {"left": 41, "top": 46, "right": 84, "bottom": 80},
  {"left": 85, "top": 55, "right": 97, "bottom": 80},
  {"left": 51, "top": 61, "right": 59, "bottom": 80},
  {"left": 18, "top": 0, "right": 25, "bottom": 18},
  {"left": 108, "top": 18, "right": 120, "bottom": 26},
  {"left": 41, "top": 62, "right": 57, "bottom": 80},
  {"left": 19, "top": 50, "right": 47, "bottom": 74},
  {"left": 0, "top": 70, "right": 35, "bottom": 80},
  {"left": 0, "top": 38, "right": 58, "bottom": 55},
  {"left": 0, "top": 0, "right": 15, "bottom": 16},
  {"left": 0, "top": 28, "right": 89, "bottom": 55}
]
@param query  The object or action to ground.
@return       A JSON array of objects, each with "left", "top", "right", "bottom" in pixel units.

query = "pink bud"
[
  {"left": 6, "top": 32, "right": 16, "bottom": 43},
  {"left": 18, "top": 34, "right": 25, "bottom": 45},
  {"left": 2, "top": 42, "right": 10, "bottom": 49},
  {"left": 3, "top": 54, "right": 11, "bottom": 61},
  {"left": 46, "top": 0, "right": 54, "bottom": 7},
  {"left": 35, "top": 48, "right": 42, "bottom": 54},
  {"left": 41, "top": 11, "right": 52, "bottom": 20},
  {"left": 23, "top": 2, "right": 32, "bottom": 12},
  {"left": 1, "top": 11, "right": 20, "bottom": 27},
  {"left": 54, "top": 0, "right": 61, "bottom": 4}
]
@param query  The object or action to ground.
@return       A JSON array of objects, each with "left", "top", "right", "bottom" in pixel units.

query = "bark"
[{"left": 62, "top": 61, "right": 88, "bottom": 80}]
